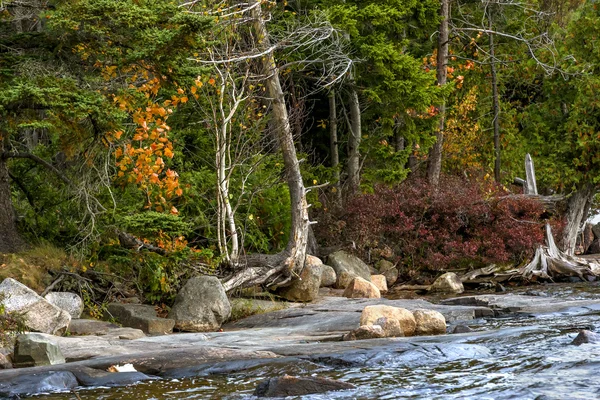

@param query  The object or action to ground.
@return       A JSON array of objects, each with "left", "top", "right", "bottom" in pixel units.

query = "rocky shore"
[{"left": 4, "top": 290, "right": 600, "bottom": 398}]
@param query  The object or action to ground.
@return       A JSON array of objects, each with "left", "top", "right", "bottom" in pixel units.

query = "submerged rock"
[
  {"left": 276, "top": 255, "right": 322, "bottom": 302},
  {"left": 169, "top": 276, "right": 231, "bottom": 332},
  {"left": 72, "top": 366, "right": 154, "bottom": 387},
  {"left": 107, "top": 303, "right": 175, "bottom": 335},
  {"left": 343, "top": 277, "right": 381, "bottom": 299},
  {"left": 44, "top": 292, "right": 84, "bottom": 319},
  {"left": 571, "top": 330, "right": 600, "bottom": 346},
  {"left": 429, "top": 272, "right": 464, "bottom": 294},
  {"left": 13, "top": 333, "right": 65, "bottom": 367},
  {"left": 328, "top": 251, "right": 371, "bottom": 289},
  {"left": 254, "top": 375, "right": 355, "bottom": 397},
  {"left": 0, "top": 278, "right": 71, "bottom": 335},
  {"left": 413, "top": 309, "right": 446, "bottom": 336},
  {"left": 0, "top": 371, "right": 78, "bottom": 397}
]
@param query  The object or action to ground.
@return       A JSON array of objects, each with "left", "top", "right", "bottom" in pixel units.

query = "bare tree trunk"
[
  {"left": 0, "top": 143, "right": 24, "bottom": 253},
  {"left": 562, "top": 183, "right": 595, "bottom": 255},
  {"left": 347, "top": 87, "right": 361, "bottom": 198},
  {"left": 489, "top": 9, "right": 501, "bottom": 183},
  {"left": 427, "top": 0, "right": 449, "bottom": 188},
  {"left": 329, "top": 90, "right": 342, "bottom": 207},
  {"left": 222, "top": 0, "right": 309, "bottom": 291}
]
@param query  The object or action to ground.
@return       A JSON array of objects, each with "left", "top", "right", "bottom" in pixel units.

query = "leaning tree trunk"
[
  {"left": 222, "top": 1, "right": 309, "bottom": 292},
  {"left": 427, "top": 0, "right": 449, "bottom": 188},
  {"left": 562, "top": 183, "right": 596, "bottom": 256}
]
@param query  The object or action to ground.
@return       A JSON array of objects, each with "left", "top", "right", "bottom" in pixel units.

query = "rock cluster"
[{"left": 344, "top": 305, "right": 446, "bottom": 340}]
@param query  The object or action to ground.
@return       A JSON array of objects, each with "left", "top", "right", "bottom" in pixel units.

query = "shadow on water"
[{"left": 32, "top": 284, "right": 600, "bottom": 400}]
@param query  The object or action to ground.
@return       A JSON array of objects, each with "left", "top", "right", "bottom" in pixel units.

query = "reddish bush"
[{"left": 328, "top": 176, "right": 554, "bottom": 276}]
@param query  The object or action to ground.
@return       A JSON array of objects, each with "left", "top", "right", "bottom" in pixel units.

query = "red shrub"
[{"left": 332, "top": 176, "right": 552, "bottom": 275}]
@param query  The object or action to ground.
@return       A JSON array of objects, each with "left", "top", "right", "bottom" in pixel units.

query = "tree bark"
[
  {"left": 489, "top": 9, "right": 502, "bottom": 183},
  {"left": 0, "top": 143, "right": 24, "bottom": 253},
  {"left": 329, "top": 90, "right": 342, "bottom": 207},
  {"left": 222, "top": 0, "right": 309, "bottom": 291},
  {"left": 562, "top": 183, "right": 596, "bottom": 255},
  {"left": 427, "top": 0, "right": 449, "bottom": 188},
  {"left": 347, "top": 87, "right": 361, "bottom": 198}
]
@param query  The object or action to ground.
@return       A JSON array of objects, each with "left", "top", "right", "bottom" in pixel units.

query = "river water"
[{"left": 34, "top": 284, "right": 600, "bottom": 400}]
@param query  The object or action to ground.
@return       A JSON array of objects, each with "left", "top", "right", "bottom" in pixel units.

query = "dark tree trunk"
[
  {"left": 427, "top": 0, "right": 449, "bottom": 188},
  {"left": 0, "top": 150, "right": 24, "bottom": 253},
  {"left": 347, "top": 87, "right": 361, "bottom": 198},
  {"left": 329, "top": 90, "right": 342, "bottom": 207},
  {"left": 489, "top": 9, "right": 501, "bottom": 183}
]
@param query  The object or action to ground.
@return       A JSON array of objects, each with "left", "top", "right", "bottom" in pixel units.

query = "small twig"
[{"left": 41, "top": 275, "right": 64, "bottom": 297}]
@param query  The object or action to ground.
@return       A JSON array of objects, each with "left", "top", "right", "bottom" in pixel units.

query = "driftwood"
[{"left": 461, "top": 224, "right": 600, "bottom": 285}]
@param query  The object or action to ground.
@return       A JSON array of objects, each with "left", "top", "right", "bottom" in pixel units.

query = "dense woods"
[{"left": 1, "top": 0, "right": 600, "bottom": 303}]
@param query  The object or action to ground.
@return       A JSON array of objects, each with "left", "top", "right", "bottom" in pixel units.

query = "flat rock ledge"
[{"left": 2, "top": 293, "right": 598, "bottom": 397}]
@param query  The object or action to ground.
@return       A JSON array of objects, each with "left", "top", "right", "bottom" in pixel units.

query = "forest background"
[{"left": 1, "top": 0, "right": 599, "bottom": 308}]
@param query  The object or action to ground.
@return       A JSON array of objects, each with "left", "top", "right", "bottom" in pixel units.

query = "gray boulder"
[
  {"left": 327, "top": 251, "right": 371, "bottom": 289},
  {"left": 320, "top": 265, "right": 337, "bottom": 288},
  {"left": 276, "top": 255, "right": 322, "bottom": 302},
  {"left": 44, "top": 292, "right": 84, "bottom": 319},
  {"left": 169, "top": 276, "right": 231, "bottom": 332},
  {"left": 254, "top": 375, "right": 355, "bottom": 397},
  {"left": 0, "top": 278, "right": 70, "bottom": 335},
  {"left": 13, "top": 333, "right": 65, "bottom": 367},
  {"left": 429, "top": 272, "right": 464, "bottom": 294},
  {"left": 106, "top": 303, "right": 175, "bottom": 335},
  {"left": 376, "top": 259, "right": 398, "bottom": 287}
]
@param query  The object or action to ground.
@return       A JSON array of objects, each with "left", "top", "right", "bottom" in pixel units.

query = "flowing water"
[{"left": 33, "top": 284, "right": 600, "bottom": 400}]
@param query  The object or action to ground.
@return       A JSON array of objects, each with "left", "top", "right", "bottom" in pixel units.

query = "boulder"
[
  {"left": 169, "top": 276, "right": 231, "bottom": 332},
  {"left": 107, "top": 303, "right": 175, "bottom": 335},
  {"left": 44, "top": 292, "right": 84, "bottom": 319},
  {"left": 360, "top": 305, "right": 416, "bottom": 337},
  {"left": 0, "top": 353, "right": 12, "bottom": 369},
  {"left": 374, "top": 317, "right": 403, "bottom": 337},
  {"left": 587, "top": 239, "right": 600, "bottom": 255},
  {"left": 254, "top": 375, "right": 355, "bottom": 397},
  {"left": 593, "top": 223, "right": 600, "bottom": 240},
  {"left": 0, "top": 278, "right": 70, "bottom": 335},
  {"left": 370, "top": 275, "right": 388, "bottom": 293},
  {"left": 327, "top": 251, "right": 371, "bottom": 289},
  {"left": 429, "top": 272, "right": 464, "bottom": 294},
  {"left": 376, "top": 259, "right": 398, "bottom": 287},
  {"left": 413, "top": 309, "right": 446, "bottom": 335},
  {"left": 452, "top": 325, "right": 474, "bottom": 334},
  {"left": 320, "top": 265, "right": 337, "bottom": 288},
  {"left": 571, "top": 330, "right": 600, "bottom": 345},
  {"left": 276, "top": 255, "right": 322, "bottom": 302},
  {"left": 68, "top": 319, "right": 120, "bottom": 336},
  {"left": 13, "top": 333, "right": 65, "bottom": 367},
  {"left": 343, "top": 325, "right": 385, "bottom": 341},
  {"left": 343, "top": 277, "right": 380, "bottom": 299}
]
